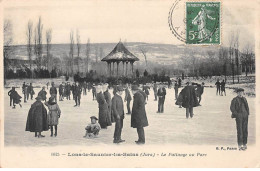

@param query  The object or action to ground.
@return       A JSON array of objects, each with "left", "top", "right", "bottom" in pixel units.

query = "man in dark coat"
[
  {"left": 8, "top": 87, "right": 22, "bottom": 108},
  {"left": 71, "top": 82, "right": 76, "bottom": 100},
  {"left": 92, "top": 84, "right": 97, "bottom": 100},
  {"left": 25, "top": 96, "right": 49, "bottom": 138},
  {"left": 230, "top": 88, "right": 250, "bottom": 151},
  {"left": 50, "top": 82, "right": 57, "bottom": 102},
  {"left": 83, "top": 81, "right": 87, "bottom": 95},
  {"left": 157, "top": 84, "right": 166, "bottom": 113},
  {"left": 103, "top": 83, "right": 113, "bottom": 124},
  {"left": 143, "top": 85, "right": 150, "bottom": 101},
  {"left": 22, "top": 83, "right": 28, "bottom": 103},
  {"left": 178, "top": 77, "right": 182, "bottom": 87},
  {"left": 174, "top": 81, "right": 179, "bottom": 100},
  {"left": 59, "top": 83, "right": 64, "bottom": 101},
  {"left": 112, "top": 86, "right": 125, "bottom": 143},
  {"left": 125, "top": 83, "right": 132, "bottom": 114},
  {"left": 96, "top": 84, "right": 110, "bottom": 128},
  {"left": 38, "top": 86, "right": 47, "bottom": 102},
  {"left": 65, "top": 82, "right": 71, "bottom": 100},
  {"left": 74, "top": 82, "right": 82, "bottom": 107},
  {"left": 131, "top": 85, "right": 149, "bottom": 144},
  {"left": 153, "top": 83, "right": 158, "bottom": 101},
  {"left": 196, "top": 82, "right": 204, "bottom": 105},
  {"left": 215, "top": 79, "right": 221, "bottom": 95},
  {"left": 221, "top": 80, "right": 226, "bottom": 96},
  {"left": 28, "top": 83, "right": 35, "bottom": 100},
  {"left": 180, "top": 82, "right": 199, "bottom": 119}
]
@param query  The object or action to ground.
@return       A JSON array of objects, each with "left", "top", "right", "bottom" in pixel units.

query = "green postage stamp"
[{"left": 186, "top": 2, "right": 221, "bottom": 44}]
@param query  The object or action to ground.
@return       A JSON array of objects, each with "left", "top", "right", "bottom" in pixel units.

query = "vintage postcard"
[{"left": 0, "top": 0, "right": 259, "bottom": 168}]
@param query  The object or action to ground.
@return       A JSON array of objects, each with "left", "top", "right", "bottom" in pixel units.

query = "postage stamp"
[{"left": 186, "top": 2, "right": 221, "bottom": 44}]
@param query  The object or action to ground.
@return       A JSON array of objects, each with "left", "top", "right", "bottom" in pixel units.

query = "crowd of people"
[{"left": 7, "top": 77, "right": 250, "bottom": 149}]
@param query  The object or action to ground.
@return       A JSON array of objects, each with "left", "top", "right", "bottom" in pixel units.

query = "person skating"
[
  {"left": 26, "top": 83, "right": 30, "bottom": 101},
  {"left": 221, "top": 80, "right": 226, "bottom": 96},
  {"left": 96, "top": 84, "right": 110, "bottom": 129},
  {"left": 50, "top": 82, "right": 57, "bottom": 102},
  {"left": 74, "top": 81, "right": 82, "bottom": 107},
  {"left": 103, "top": 83, "right": 113, "bottom": 125},
  {"left": 230, "top": 88, "right": 250, "bottom": 151},
  {"left": 84, "top": 116, "right": 101, "bottom": 138},
  {"left": 174, "top": 81, "right": 179, "bottom": 100},
  {"left": 28, "top": 83, "right": 35, "bottom": 100},
  {"left": 196, "top": 82, "right": 205, "bottom": 105},
  {"left": 65, "top": 82, "right": 71, "bottom": 100},
  {"left": 179, "top": 82, "right": 199, "bottom": 119},
  {"left": 22, "top": 83, "right": 28, "bottom": 103},
  {"left": 143, "top": 84, "right": 150, "bottom": 101},
  {"left": 215, "top": 79, "right": 221, "bottom": 95},
  {"left": 71, "top": 82, "right": 76, "bottom": 100},
  {"left": 131, "top": 85, "right": 148, "bottom": 144},
  {"left": 38, "top": 86, "right": 47, "bottom": 102},
  {"left": 112, "top": 86, "right": 125, "bottom": 143},
  {"left": 59, "top": 83, "right": 64, "bottom": 101},
  {"left": 92, "top": 84, "right": 97, "bottom": 100},
  {"left": 8, "top": 87, "right": 22, "bottom": 108},
  {"left": 45, "top": 97, "right": 61, "bottom": 137},
  {"left": 125, "top": 83, "right": 132, "bottom": 114},
  {"left": 83, "top": 81, "right": 87, "bottom": 95},
  {"left": 153, "top": 83, "right": 158, "bottom": 101},
  {"left": 25, "top": 96, "right": 49, "bottom": 138},
  {"left": 157, "top": 84, "right": 166, "bottom": 113}
]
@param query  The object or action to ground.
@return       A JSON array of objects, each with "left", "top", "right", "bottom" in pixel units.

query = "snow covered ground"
[{"left": 4, "top": 86, "right": 255, "bottom": 146}]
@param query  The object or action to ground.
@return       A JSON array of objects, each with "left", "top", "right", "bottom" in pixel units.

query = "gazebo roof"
[{"left": 101, "top": 41, "right": 139, "bottom": 62}]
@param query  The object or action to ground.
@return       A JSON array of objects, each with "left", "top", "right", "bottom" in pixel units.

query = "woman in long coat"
[
  {"left": 45, "top": 97, "right": 61, "bottom": 137},
  {"left": 25, "top": 96, "right": 49, "bottom": 138},
  {"left": 96, "top": 85, "right": 110, "bottom": 128},
  {"left": 103, "top": 84, "right": 114, "bottom": 124}
]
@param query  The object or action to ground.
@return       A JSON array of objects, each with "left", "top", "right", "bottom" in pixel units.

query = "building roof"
[{"left": 101, "top": 41, "right": 139, "bottom": 62}]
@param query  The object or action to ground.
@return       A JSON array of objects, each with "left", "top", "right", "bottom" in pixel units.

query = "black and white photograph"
[{"left": 0, "top": 0, "right": 259, "bottom": 168}]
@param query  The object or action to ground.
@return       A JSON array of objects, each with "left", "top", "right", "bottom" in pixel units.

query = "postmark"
[
  {"left": 168, "top": 0, "right": 221, "bottom": 45},
  {"left": 186, "top": 2, "right": 221, "bottom": 44}
]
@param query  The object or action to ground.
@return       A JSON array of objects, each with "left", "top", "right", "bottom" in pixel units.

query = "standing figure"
[
  {"left": 103, "top": 83, "right": 113, "bottom": 124},
  {"left": 22, "top": 84, "right": 28, "bottom": 103},
  {"left": 153, "top": 83, "right": 158, "bottom": 101},
  {"left": 74, "top": 82, "right": 82, "bottom": 107},
  {"left": 46, "top": 82, "right": 49, "bottom": 90},
  {"left": 112, "top": 86, "right": 125, "bottom": 143},
  {"left": 45, "top": 97, "right": 61, "bottom": 137},
  {"left": 196, "top": 82, "right": 205, "bottom": 105},
  {"left": 25, "top": 96, "right": 49, "bottom": 138},
  {"left": 65, "top": 82, "right": 71, "bottom": 100},
  {"left": 125, "top": 83, "right": 132, "bottom": 114},
  {"left": 83, "top": 81, "right": 87, "bottom": 95},
  {"left": 50, "top": 82, "right": 57, "bottom": 102},
  {"left": 28, "top": 83, "right": 35, "bottom": 100},
  {"left": 215, "top": 79, "right": 221, "bottom": 95},
  {"left": 230, "top": 88, "right": 249, "bottom": 151},
  {"left": 71, "top": 82, "right": 76, "bottom": 100},
  {"left": 92, "top": 84, "right": 97, "bottom": 100},
  {"left": 59, "top": 83, "right": 64, "bottom": 101},
  {"left": 180, "top": 82, "right": 199, "bottom": 119},
  {"left": 174, "top": 81, "right": 179, "bottom": 100},
  {"left": 221, "top": 80, "right": 226, "bottom": 96},
  {"left": 96, "top": 85, "right": 110, "bottom": 129},
  {"left": 38, "top": 86, "right": 47, "bottom": 102},
  {"left": 178, "top": 77, "right": 182, "bottom": 87},
  {"left": 26, "top": 83, "right": 30, "bottom": 101},
  {"left": 8, "top": 87, "right": 22, "bottom": 108},
  {"left": 131, "top": 85, "right": 149, "bottom": 144},
  {"left": 143, "top": 85, "right": 150, "bottom": 101},
  {"left": 157, "top": 84, "right": 166, "bottom": 113}
]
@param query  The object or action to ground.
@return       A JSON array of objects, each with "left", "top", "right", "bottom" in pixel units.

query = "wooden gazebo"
[{"left": 101, "top": 41, "right": 139, "bottom": 77}]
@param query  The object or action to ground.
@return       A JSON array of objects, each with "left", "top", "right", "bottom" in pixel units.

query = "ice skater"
[
  {"left": 221, "top": 80, "right": 226, "bottom": 96},
  {"left": 215, "top": 79, "right": 221, "bottom": 95},
  {"left": 8, "top": 87, "right": 22, "bottom": 108}
]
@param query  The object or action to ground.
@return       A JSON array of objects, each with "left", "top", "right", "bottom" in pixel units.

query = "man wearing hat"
[
  {"left": 38, "top": 86, "right": 47, "bottom": 102},
  {"left": 124, "top": 83, "right": 132, "bottom": 114},
  {"left": 65, "top": 82, "right": 71, "bottom": 100},
  {"left": 157, "top": 83, "right": 166, "bottom": 113},
  {"left": 84, "top": 116, "right": 101, "bottom": 138},
  {"left": 96, "top": 84, "right": 110, "bottom": 128},
  {"left": 50, "top": 82, "right": 57, "bottom": 102},
  {"left": 74, "top": 81, "right": 82, "bottom": 107},
  {"left": 131, "top": 85, "right": 149, "bottom": 144},
  {"left": 112, "top": 85, "right": 125, "bottom": 143},
  {"left": 25, "top": 95, "right": 49, "bottom": 138},
  {"left": 103, "top": 83, "right": 113, "bottom": 124},
  {"left": 230, "top": 88, "right": 250, "bottom": 151}
]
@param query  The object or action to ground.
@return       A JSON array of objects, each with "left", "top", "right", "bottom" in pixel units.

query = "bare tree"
[
  {"left": 46, "top": 28, "right": 52, "bottom": 72},
  {"left": 26, "top": 20, "right": 33, "bottom": 77},
  {"left": 85, "top": 38, "right": 91, "bottom": 73},
  {"left": 4, "top": 19, "right": 14, "bottom": 84},
  {"left": 242, "top": 42, "right": 253, "bottom": 76},
  {"left": 228, "top": 31, "right": 235, "bottom": 83},
  {"left": 234, "top": 30, "right": 240, "bottom": 83},
  {"left": 76, "top": 29, "right": 81, "bottom": 73},
  {"left": 69, "top": 30, "right": 74, "bottom": 76},
  {"left": 34, "top": 17, "right": 43, "bottom": 70}
]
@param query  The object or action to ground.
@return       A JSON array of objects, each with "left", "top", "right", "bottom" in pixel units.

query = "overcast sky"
[{"left": 3, "top": 0, "right": 257, "bottom": 50}]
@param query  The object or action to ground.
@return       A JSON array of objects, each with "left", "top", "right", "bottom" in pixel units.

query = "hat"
[
  {"left": 202, "top": 82, "right": 205, "bottom": 85},
  {"left": 48, "top": 96, "right": 54, "bottom": 102},
  {"left": 131, "top": 85, "right": 139, "bottom": 91},
  {"left": 117, "top": 86, "right": 124, "bottom": 91},
  {"left": 35, "top": 96, "right": 42, "bottom": 101},
  {"left": 90, "top": 116, "right": 98, "bottom": 120},
  {"left": 236, "top": 88, "right": 244, "bottom": 93}
]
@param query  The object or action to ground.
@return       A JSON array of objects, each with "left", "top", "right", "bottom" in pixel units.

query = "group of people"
[
  {"left": 7, "top": 77, "right": 250, "bottom": 149},
  {"left": 215, "top": 79, "right": 226, "bottom": 96}
]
